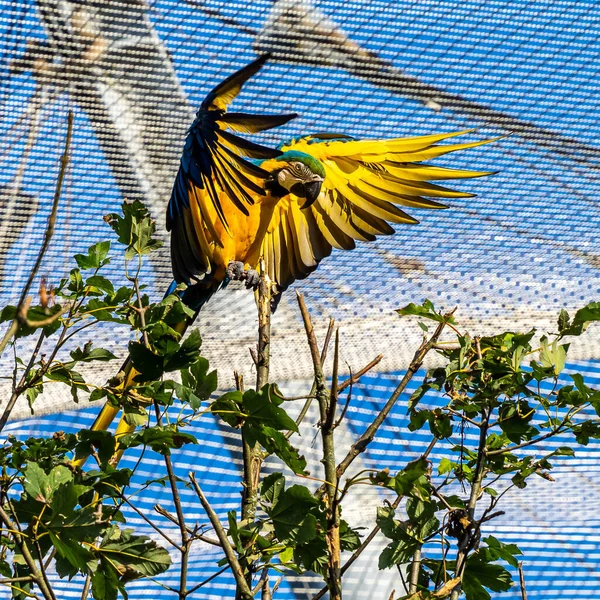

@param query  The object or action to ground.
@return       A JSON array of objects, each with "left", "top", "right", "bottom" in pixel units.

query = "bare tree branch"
[
  {"left": 189, "top": 473, "right": 253, "bottom": 600},
  {"left": 0, "top": 506, "right": 55, "bottom": 600}
]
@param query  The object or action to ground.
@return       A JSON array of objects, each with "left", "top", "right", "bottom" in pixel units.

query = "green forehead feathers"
[{"left": 275, "top": 151, "right": 326, "bottom": 178}]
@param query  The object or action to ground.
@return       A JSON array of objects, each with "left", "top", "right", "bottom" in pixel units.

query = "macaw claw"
[{"left": 226, "top": 261, "right": 260, "bottom": 290}]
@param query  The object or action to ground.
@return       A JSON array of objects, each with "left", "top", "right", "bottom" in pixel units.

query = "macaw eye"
[{"left": 290, "top": 163, "right": 310, "bottom": 178}]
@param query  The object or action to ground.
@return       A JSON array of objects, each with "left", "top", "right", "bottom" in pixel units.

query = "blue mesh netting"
[{"left": 1, "top": 1, "right": 599, "bottom": 598}]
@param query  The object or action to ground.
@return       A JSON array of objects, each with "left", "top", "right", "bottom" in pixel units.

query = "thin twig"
[
  {"left": 408, "top": 547, "right": 422, "bottom": 594},
  {"left": 311, "top": 438, "right": 438, "bottom": 600},
  {"left": 0, "top": 506, "right": 54, "bottom": 600},
  {"left": 241, "top": 268, "right": 271, "bottom": 523},
  {"left": 256, "top": 266, "right": 271, "bottom": 391},
  {"left": 445, "top": 406, "right": 481, "bottom": 428},
  {"left": 287, "top": 317, "right": 335, "bottom": 438},
  {"left": 186, "top": 565, "right": 230, "bottom": 595},
  {"left": 337, "top": 354, "right": 383, "bottom": 393},
  {"left": 33, "top": 539, "right": 56, "bottom": 600},
  {"left": 120, "top": 496, "right": 182, "bottom": 551},
  {"left": 317, "top": 315, "right": 453, "bottom": 497},
  {"left": 320, "top": 318, "right": 336, "bottom": 368},
  {"left": 189, "top": 473, "right": 253, "bottom": 600},
  {"left": 0, "top": 111, "right": 73, "bottom": 435},
  {"left": 153, "top": 402, "right": 189, "bottom": 598},
  {"left": 334, "top": 364, "right": 353, "bottom": 429},
  {"left": 326, "top": 329, "right": 339, "bottom": 431},
  {"left": 397, "top": 564, "right": 409, "bottom": 595},
  {"left": 450, "top": 404, "right": 490, "bottom": 600},
  {"left": 0, "top": 576, "right": 35, "bottom": 584},
  {"left": 252, "top": 568, "right": 269, "bottom": 596},
  {"left": 0, "top": 110, "right": 73, "bottom": 357},
  {"left": 19, "top": 304, "right": 70, "bottom": 329},
  {"left": 261, "top": 573, "right": 272, "bottom": 600},
  {"left": 518, "top": 563, "right": 528, "bottom": 600},
  {"left": 485, "top": 425, "right": 569, "bottom": 456},
  {"left": 271, "top": 576, "right": 283, "bottom": 595},
  {"left": 297, "top": 293, "right": 341, "bottom": 600},
  {"left": 79, "top": 574, "right": 91, "bottom": 600},
  {"left": 133, "top": 276, "right": 149, "bottom": 348},
  {"left": 154, "top": 505, "right": 220, "bottom": 546},
  {"left": 240, "top": 267, "right": 272, "bottom": 596}
]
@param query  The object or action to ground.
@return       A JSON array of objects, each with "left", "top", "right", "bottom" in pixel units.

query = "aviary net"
[{"left": 1, "top": 1, "right": 599, "bottom": 598}]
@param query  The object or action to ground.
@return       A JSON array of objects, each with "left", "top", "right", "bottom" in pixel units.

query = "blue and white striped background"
[{"left": 1, "top": 0, "right": 600, "bottom": 597}]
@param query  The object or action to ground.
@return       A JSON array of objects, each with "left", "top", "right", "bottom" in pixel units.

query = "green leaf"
[
  {"left": 408, "top": 409, "right": 431, "bottom": 432},
  {"left": 557, "top": 308, "right": 570, "bottom": 334},
  {"left": 25, "top": 386, "right": 41, "bottom": 411},
  {"left": 129, "top": 341, "right": 164, "bottom": 382},
  {"left": 98, "top": 526, "right": 172, "bottom": 578},
  {"left": 481, "top": 536, "right": 523, "bottom": 569},
  {"left": 86, "top": 275, "right": 115, "bottom": 295},
  {"left": 268, "top": 485, "right": 320, "bottom": 543},
  {"left": 339, "top": 520, "right": 361, "bottom": 551},
  {"left": 498, "top": 400, "right": 539, "bottom": 444},
  {"left": 246, "top": 426, "right": 307, "bottom": 475},
  {"left": 408, "top": 379, "right": 441, "bottom": 413},
  {"left": 428, "top": 410, "right": 453, "bottom": 438},
  {"left": 293, "top": 536, "right": 328, "bottom": 576},
  {"left": 70, "top": 342, "right": 117, "bottom": 363},
  {"left": 23, "top": 462, "right": 71, "bottom": 504},
  {"left": 392, "top": 458, "right": 431, "bottom": 500},
  {"left": 211, "top": 391, "right": 244, "bottom": 427},
  {"left": 0, "top": 305, "right": 16, "bottom": 324},
  {"left": 242, "top": 385, "right": 298, "bottom": 432},
  {"left": 76, "top": 430, "right": 117, "bottom": 469},
  {"left": 560, "top": 302, "right": 600, "bottom": 336},
  {"left": 376, "top": 506, "right": 421, "bottom": 568},
  {"left": 68, "top": 268, "right": 84, "bottom": 293},
  {"left": 261, "top": 473, "right": 286, "bottom": 506},
  {"left": 2, "top": 304, "right": 65, "bottom": 338},
  {"left": 376, "top": 506, "right": 398, "bottom": 540},
  {"left": 539, "top": 336, "right": 567, "bottom": 375},
  {"left": 74, "top": 241, "right": 111, "bottom": 270},
  {"left": 51, "top": 480, "right": 90, "bottom": 519},
  {"left": 84, "top": 468, "right": 132, "bottom": 498},
  {"left": 49, "top": 531, "right": 95, "bottom": 578},
  {"left": 227, "top": 511, "right": 242, "bottom": 554},
  {"left": 462, "top": 551, "right": 513, "bottom": 599},
  {"left": 438, "top": 458, "right": 454, "bottom": 475},
  {"left": 119, "top": 425, "right": 198, "bottom": 455},
  {"left": 396, "top": 299, "right": 455, "bottom": 324},
  {"left": 549, "top": 446, "right": 575, "bottom": 457},
  {"left": 181, "top": 357, "right": 218, "bottom": 404},
  {"left": 122, "top": 406, "right": 149, "bottom": 427},
  {"left": 105, "top": 201, "right": 163, "bottom": 260},
  {"left": 91, "top": 559, "right": 123, "bottom": 600},
  {"left": 572, "top": 420, "right": 600, "bottom": 445},
  {"left": 164, "top": 329, "right": 202, "bottom": 372}
]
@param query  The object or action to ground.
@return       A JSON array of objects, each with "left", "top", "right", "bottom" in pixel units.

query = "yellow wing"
[
  {"left": 261, "top": 130, "right": 496, "bottom": 291},
  {"left": 167, "top": 56, "right": 297, "bottom": 284}
]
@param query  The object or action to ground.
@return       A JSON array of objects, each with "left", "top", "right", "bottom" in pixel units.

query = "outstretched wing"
[
  {"left": 260, "top": 130, "right": 495, "bottom": 291},
  {"left": 167, "top": 55, "right": 297, "bottom": 284}
]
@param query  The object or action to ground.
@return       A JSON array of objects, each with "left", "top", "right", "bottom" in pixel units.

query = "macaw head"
[{"left": 273, "top": 151, "right": 325, "bottom": 208}]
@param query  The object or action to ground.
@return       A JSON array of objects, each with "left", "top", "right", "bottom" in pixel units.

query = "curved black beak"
[{"left": 301, "top": 180, "right": 323, "bottom": 209}]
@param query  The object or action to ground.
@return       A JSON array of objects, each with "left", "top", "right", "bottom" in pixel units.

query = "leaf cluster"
[{"left": 375, "top": 299, "right": 600, "bottom": 599}]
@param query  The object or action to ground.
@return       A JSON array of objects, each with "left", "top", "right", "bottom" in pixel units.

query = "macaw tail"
[{"left": 74, "top": 281, "right": 215, "bottom": 467}]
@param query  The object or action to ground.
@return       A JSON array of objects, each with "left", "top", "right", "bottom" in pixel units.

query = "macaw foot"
[{"left": 226, "top": 261, "right": 260, "bottom": 290}]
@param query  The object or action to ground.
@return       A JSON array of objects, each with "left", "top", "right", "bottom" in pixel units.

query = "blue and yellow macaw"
[{"left": 85, "top": 55, "right": 493, "bottom": 452}]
